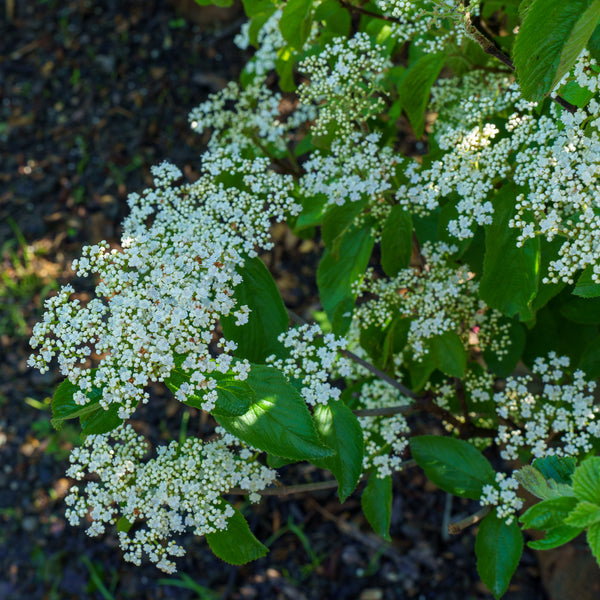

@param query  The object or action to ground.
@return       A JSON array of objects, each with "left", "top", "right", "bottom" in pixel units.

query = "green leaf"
[
  {"left": 380, "top": 205, "right": 412, "bottom": 276},
  {"left": 480, "top": 185, "right": 539, "bottom": 316},
  {"left": 560, "top": 295, "right": 600, "bottom": 324},
  {"left": 475, "top": 512, "right": 523, "bottom": 600},
  {"left": 573, "top": 457, "right": 600, "bottom": 504},
  {"left": 280, "top": 0, "right": 313, "bottom": 49},
  {"left": 221, "top": 256, "right": 288, "bottom": 364},
  {"left": 574, "top": 265, "right": 600, "bottom": 298},
  {"left": 314, "top": 0, "right": 351, "bottom": 36},
  {"left": 579, "top": 335, "right": 600, "bottom": 379},
  {"left": 514, "top": 0, "right": 600, "bottom": 101},
  {"left": 528, "top": 525, "right": 584, "bottom": 550},
  {"left": 429, "top": 331, "right": 467, "bottom": 378},
  {"left": 520, "top": 496, "right": 579, "bottom": 530},
  {"left": 241, "top": 0, "right": 276, "bottom": 17},
  {"left": 515, "top": 465, "right": 571, "bottom": 500},
  {"left": 211, "top": 378, "right": 254, "bottom": 418},
  {"left": 587, "top": 522, "right": 600, "bottom": 566},
  {"left": 312, "top": 401, "right": 364, "bottom": 502},
  {"left": 532, "top": 455, "right": 577, "bottom": 484},
  {"left": 116, "top": 516, "right": 133, "bottom": 534},
  {"left": 51, "top": 376, "right": 123, "bottom": 435},
  {"left": 206, "top": 504, "right": 268, "bottom": 564},
  {"left": 397, "top": 53, "right": 445, "bottom": 138},
  {"left": 361, "top": 473, "right": 392, "bottom": 541},
  {"left": 321, "top": 199, "right": 368, "bottom": 251},
  {"left": 410, "top": 436, "right": 495, "bottom": 499},
  {"left": 588, "top": 22, "right": 600, "bottom": 61},
  {"left": 215, "top": 365, "right": 334, "bottom": 461},
  {"left": 317, "top": 223, "right": 374, "bottom": 335},
  {"left": 565, "top": 501, "right": 600, "bottom": 528}
]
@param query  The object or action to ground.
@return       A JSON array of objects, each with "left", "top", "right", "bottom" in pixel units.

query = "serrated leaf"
[
  {"left": 221, "top": 256, "right": 288, "bottom": 364},
  {"left": 361, "top": 473, "right": 392, "bottom": 541},
  {"left": 514, "top": 0, "right": 600, "bottom": 101},
  {"left": 574, "top": 265, "right": 600, "bottom": 298},
  {"left": 397, "top": 53, "right": 445, "bottom": 138},
  {"left": 515, "top": 465, "right": 567, "bottom": 500},
  {"left": 380, "top": 205, "right": 412, "bottom": 276},
  {"left": 480, "top": 185, "right": 539, "bottom": 316},
  {"left": 532, "top": 455, "right": 577, "bottom": 484},
  {"left": 565, "top": 501, "right": 600, "bottom": 528},
  {"left": 475, "top": 511, "right": 523, "bottom": 600},
  {"left": 573, "top": 457, "right": 600, "bottom": 504},
  {"left": 520, "top": 496, "right": 579, "bottom": 530},
  {"left": 587, "top": 522, "right": 600, "bottom": 566},
  {"left": 528, "top": 524, "right": 584, "bottom": 550},
  {"left": 410, "top": 436, "right": 495, "bottom": 499},
  {"left": 206, "top": 504, "right": 268, "bottom": 564},
  {"left": 312, "top": 401, "right": 364, "bottom": 502},
  {"left": 215, "top": 365, "right": 334, "bottom": 461}
]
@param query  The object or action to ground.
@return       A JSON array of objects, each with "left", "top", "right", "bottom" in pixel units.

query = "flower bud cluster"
[
  {"left": 64, "top": 425, "right": 276, "bottom": 573},
  {"left": 298, "top": 32, "right": 390, "bottom": 135},
  {"left": 267, "top": 324, "right": 353, "bottom": 405},
  {"left": 492, "top": 353, "right": 599, "bottom": 460},
  {"left": 353, "top": 241, "right": 510, "bottom": 362},
  {"left": 479, "top": 472, "right": 523, "bottom": 525}
]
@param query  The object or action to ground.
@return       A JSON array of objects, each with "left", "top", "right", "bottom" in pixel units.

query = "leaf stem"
[{"left": 447, "top": 505, "right": 492, "bottom": 534}]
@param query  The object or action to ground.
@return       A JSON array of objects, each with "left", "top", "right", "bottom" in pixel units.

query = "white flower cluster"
[
  {"left": 64, "top": 425, "right": 276, "bottom": 573},
  {"left": 235, "top": 10, "right": 286, "bottom": 77},
  {"left": 358, "top": 378, "right": 411, "bottom": 478},
  {"left": 189, "top": 77, "right": 315, "bottom": 155},
  {"left": 299, "top": 131, "right": 400, "bottom": 220},
  {"left": 374, "top": 0, "right": 480, "bottom": 53},
  {"left": 298, "top": 32, "right": 391, "bottom": 135},
  {"left": 401, "top": 55, "right": 600, "bottom": 284},
  {"left": 479, "top": 472, "right": 523, "bottom": 525},
  {"left": 427, "top": 368, "right": 495, "bottom": 411},
  {"left": 354, "top": 241, "right": 510, "bottom": 362},
  {"left": 493, "top": 353, "right": 600, "bottom": 460},
  {"left": 29, "top": 156, "right": 297, "bottom": 419},
  {"left": 267, "top": 324, "right": 352, "bottom": 405}
]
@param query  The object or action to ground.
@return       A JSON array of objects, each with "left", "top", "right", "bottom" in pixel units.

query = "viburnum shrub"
[{"left": 29, "top": 0, "right": 600, "bottom": 595}]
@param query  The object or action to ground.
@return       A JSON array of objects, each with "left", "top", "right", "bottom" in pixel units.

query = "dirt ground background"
[{"left": 1, "top": 1, "right": 549, "bottom": 598}]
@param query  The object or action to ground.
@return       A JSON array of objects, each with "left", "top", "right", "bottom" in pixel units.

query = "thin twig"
[{"left": 447, "top": 505, "right": 492, "bottom": 535}]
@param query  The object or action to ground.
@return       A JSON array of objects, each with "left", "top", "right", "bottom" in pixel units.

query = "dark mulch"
[{"left": 1, "top": 1, "right": 548, "bottom": 598}]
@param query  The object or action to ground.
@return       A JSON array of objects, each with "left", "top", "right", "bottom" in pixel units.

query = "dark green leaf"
[
  {"left": 475, "top": 512, "right": 523, "bottom": 600},
  {"left": 579, "top": 335, "right": 600, "bottom": 379},
  {"left": 241, "top": 0, "right": 277, "bottom": 17},
  {"left": 380, "top": 205, "right": 413, "bottom": 276},
  {"left": 317, "top": 223, "right": 374, "bottom": 335},
  {"left": 587, "top": 522, "right": 600, "bottom": 565},
  {"left": 429, "top": 331, "right": 467, "bottom": 378},
  {"left": 215, "top": 365, "right": 334, "bottom": 461},
  {"left": 361, "top": 473, "right": 392, "bottom": 541},
  {"left": 410, "top": 436, "right": 495, "bottom": 499},
  {"left": 321, "top": 199, "right": 368, "bottom": 251},
  {"left": 574, "top": 265, "right": 600, "bottom": 298},
  {"left": 397, "top": 53, "right": 445, "bottom": 138},
  {"left": 531, "top": 455, "right": 577, "bottom": 484},
  {"left": 483, "top": 318, "right": 525, "bottom": 377},
  {"left": 528, "top": 525, "right": 584, "bottom": 550},
  {"left": 206, "top": 504, "right": 268, "bottom": 564},
  {"left": 221, "top": 257, "right": 288, "bottom": 364},
  {"left": 514, "top": 0, "right": 600, "bottom": 101},
  {"left": 480, "top": 185, "right": 539, "bottom": 316},
  {"left": 560, "top": 296, "right": 600, "bottom": 324},
  {"left": 312, "top": 401, "right": 364, "bottom": 502},
  {"left": 80, "top": 402, "right": 123, "bottom": 436}
]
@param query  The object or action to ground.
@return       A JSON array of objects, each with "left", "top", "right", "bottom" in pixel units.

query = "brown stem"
[
  {"left": 447, "top": 505, "right": 492, "bottom": 535},
  {"left": 353, "top": 405, "right": 412, "bottom": 417}
]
